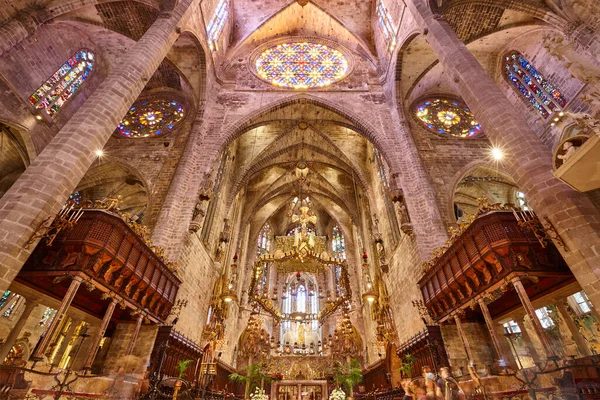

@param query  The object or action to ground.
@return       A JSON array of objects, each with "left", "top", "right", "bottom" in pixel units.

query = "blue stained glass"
[
  {"left": 29, "top": 49, "right": 94, "bottom": 118},
  {"left": 207, "top": 0, "right": 229, "bottom": 51},
  {"left": 413, "top": 98, "right": 482, "bottom": 138},
  {"left": 117, "top": 99, "right": 185, "bottom": 138},
  {"left": 376, "top": 0, "right": 396, "bottom": 51},
  {"left": 504, "top": 52, "right": 566, "bottom": 118},
  {"left": 255, "top": 42, "right": 348, "bottom": 89}
]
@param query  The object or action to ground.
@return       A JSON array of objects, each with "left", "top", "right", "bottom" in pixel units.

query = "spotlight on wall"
[
  {"left": 35, "top": 115, "right": 43, "bottom": 121},
  {"left": 491, "top": 147, "right": 503, "bottom": 161},
  {"left": 95, "top": 149, "right": 104, "bottom": 157}
]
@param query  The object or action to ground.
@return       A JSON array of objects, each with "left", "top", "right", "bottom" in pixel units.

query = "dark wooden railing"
[
  {"left": 396, "top": 326, "right": 449, "bottom": 378},
  {"left": 19, "top": 210, "right": 181, "bottom": 322},
  {"left": 148, "top": 326, "right": 203, "bottom": 384},
  {"left": 417, "top": 211, "right": 569, "bottom": 322}
]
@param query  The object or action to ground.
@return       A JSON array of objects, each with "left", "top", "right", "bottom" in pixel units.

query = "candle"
[{"left": 512, "top": 209, "right": 520, "bottom": 222}]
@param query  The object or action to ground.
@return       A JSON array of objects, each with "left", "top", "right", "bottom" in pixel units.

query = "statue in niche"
[
  {"left": 390, "top": 189, "right": 413, "bottom": 235},
  {"left": 298, "top": 323, "right": 306, "bottom": 346},
  {"left": 189, "top": 176, "right": 212, "bottom": 233},
  {"left": 557, "top": 141, "right": 581, "bottom": 165},
  {"left": 214, "top": 219, "right": 231, "bottom": 262},
  {"left": 372, "top": 215, "right": 388, "bottom": 272}
]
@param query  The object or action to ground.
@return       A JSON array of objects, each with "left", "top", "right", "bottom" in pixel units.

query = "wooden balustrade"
[
  {"left": 396, "top": 326, "right": 449, "bottom": 378},
  {"left": 417, "top": 211, "right": 571, "bottom": 322},
  {"left": 17, "top": 210, "right": 181, "bottom": 323},
  {"left": 148, "top": 326, "right": 203, "bottom": 383}
]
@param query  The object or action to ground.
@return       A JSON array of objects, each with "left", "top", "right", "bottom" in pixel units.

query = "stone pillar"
[
  {"left": 0, "top": 0, "right": 194, "bottom": 292},
  {"left": 31, "top": 276, "right": 82, "bottom": 361},
  {"left": 478, "top": 299, "right": 509, "bottom": 367},
  {"left": 125, "top": 314, "right": 144, "bottom": 356},
  {"left": 0, "top": 8, "right": 48, "bottom": 57},
  {"left": 387, "top": 106, "right": 448, "bottom": 259},
  {"left": 512, "top": 278, "right": 556, "bottom": 358},
  {"left": 0, "top": 297, "right": 39, "bottom": 361},
  {"left": 555, "top": 299, "right": 592, "bottom": 357},
  {"left": 404, "top": 0, "right": 600, "bottom": 304},
  {"left": 454, "top": 314, "right": 474, "bottom": 364},
  {"left": 83, "top": 298, "right": 118, "bottom": 370},
  {"left": 151, "top": 102, "right": 224, "bottom": 260},
  {"left": 514, "top": 315, "right": 541, "bottom": 365},
  {"left": 494, "top": 324, "right": 519, "bottom": 370},
  {"left": 568, "top": 24, "right": 600, "bottom": 67}
]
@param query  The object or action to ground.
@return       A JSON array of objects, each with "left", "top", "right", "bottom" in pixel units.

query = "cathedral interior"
[{"left": 0, "top": 0, "right": 600, "bottom": 398}]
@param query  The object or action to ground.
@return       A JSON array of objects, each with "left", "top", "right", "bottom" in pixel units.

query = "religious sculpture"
[
  {"left": 557, "top": 141, "right": 581, "bottom": 165},
  {"left": 371, "top": 215, "right": 388, "bottom": 272},
  {"left": 291, "top": 205, "right": 317, "bottom": 253},
  {"left": 390, "top": 189, "right": 413, "bottom": 235},
  {"left": 189, "top": 177, "right": 212, "bottom": 233}
]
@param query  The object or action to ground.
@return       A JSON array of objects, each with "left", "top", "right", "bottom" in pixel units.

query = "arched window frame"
[
  {"left": 503, "top": 51, "right": 567, "bottom": 119},
  {"left": 257, "top": 223, "right": 272, "bottom": 256},
  {"left": 207, "top": 0, "right": 229, "bottom": 51},
  {"left": 28, "top": 49, "right": 95, "bottom": 119},
  {"left": 376, "top": 0, "right": 397, "bottom": 52},
  {"left": 331, "top": 225, "right": 346, "bottom": 260}
]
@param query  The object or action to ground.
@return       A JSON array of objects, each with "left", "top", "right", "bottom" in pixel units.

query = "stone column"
[
  {"left": 454, "top": 314, "right": 474, "bottom": 364},
  {"left": 151, "top": 101, "right": 225, "bottom": 261},
  {"left": 83, "top": 298, "right": 118, "bottom": 370},
  {"left": 0, "top": 0, "right": 194, "bottom": 292},
  {"left": 494, "top": 324, "right": 519, "bottom": 369},
  {"left": 404, "top": 0, "right": 600, "bottom": 304},
  {"left": 512, "top": 278, "right": 556, "bottom": 358},
  {"left": 568, "top": 24, "right": 600, "bottom": 67},
  {"left": 31, "top": 276, "right": 82, "bottom": 361},
  {"left": 514, "top": 315, "right": 541, "bottom": 365},
  {"left": 555, "top": 299, "right": 592, "bottom": 357},
  {"left": 478, "top": 299, "right": 509, "bottom": 367},
  {"left": 387, "top": 105, "right": 448, "bottom": 259},
  {"left": 0, "top": 297, "right": 39, "bottom": 361},
  {"left": 125, "top": 313, "right": 144, "bottom": 356},
  {"left": 0, "top": 8, "right": 49, "bottom": 57}
]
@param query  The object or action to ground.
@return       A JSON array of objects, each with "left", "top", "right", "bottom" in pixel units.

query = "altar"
[{"left": 271, "top": 380, "right": 328, "bottom": 400}]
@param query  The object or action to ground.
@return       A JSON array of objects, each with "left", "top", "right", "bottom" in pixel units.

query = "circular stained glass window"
[
  {"left": 117, "top": 99, "right": 185, "bottom": 138},
  {"left": 255, "top": 42, "right": 349, "bottom": 89},
  {"left": 413, "top": 98, "right": 482, "bottom": 138}
]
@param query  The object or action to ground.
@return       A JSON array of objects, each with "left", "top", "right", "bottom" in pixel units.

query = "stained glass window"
[
  {"left": 28, "top": 50, "right": 94, "bottom": 118},
  {"left": 117, "top": 99, "right": 185, "bottom": 138},
  {"left": 331, "top": 225, "right": 346, "bottom": 260},
  {"left": 373, "top": 148, "right": 389, "bottom": 188},
  {"left": 257, "top": 224, "right": 272, "bottom": 256},
  {"left": 255, "top": 42, "right": 349, "bottom": 89},
  {"left": 504, "top": 52, "right": 567, "bottom": 119},
  {"left": 414, "top": 98, "right": 482, "bottom": 138},
  {"left": 376, "top": 0, "right": 396, "bottom": 52},
  {"left": 207, "top": 0, "right": 229, "bottom": 51},
  {"left": 39, "top": 307, "right": 57, "bottom": 327},
  {"left": 66, "top": 191, "right": 81, "bottom": 206}
]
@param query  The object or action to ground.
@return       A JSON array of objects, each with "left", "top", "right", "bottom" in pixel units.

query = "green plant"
[
  {"left": 398, "top": 354, "right": 416, "bottom": 379},
  {"left": 229, "top": 362, "right": 271, "bottom": 399},
  {"left": 330, "top": 359, "right": 363, "bottom": 398},
  {"left": 177, "top": 359, "right": 195, "bottom": 379}
]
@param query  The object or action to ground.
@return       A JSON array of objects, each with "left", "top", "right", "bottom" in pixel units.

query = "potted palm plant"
[
  {"left": 229, "top": 362, "right": 271, "bottom": 400},
  {"left": 330, "top": 359, "right": 363, "bottom": 400},
  {"left": 173, "top": 359, "right": 194, "bottom": 400}
]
